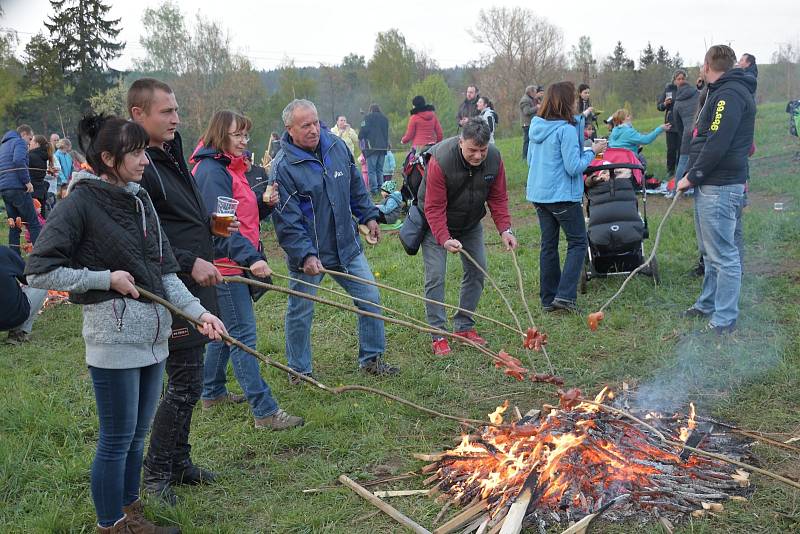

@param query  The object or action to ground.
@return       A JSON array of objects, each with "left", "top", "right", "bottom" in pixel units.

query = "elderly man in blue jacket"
[
  {"left": 0, "top": 125, "right": 41, "bottom": 256},
  {"left": 272, "top": 99, "right": 399, "bottom": 381}
]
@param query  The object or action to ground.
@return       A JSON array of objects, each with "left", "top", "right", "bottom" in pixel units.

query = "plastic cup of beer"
[{"left": 212, "top": 196, "right": 239, "bottom": 237}]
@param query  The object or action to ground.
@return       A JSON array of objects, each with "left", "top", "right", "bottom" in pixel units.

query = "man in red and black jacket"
[
  {"left": 128, "top": 78, "right": 230, "bottom": 505},
  {"left": 417, "top": 117, "right": 518, "bottom": 355}
]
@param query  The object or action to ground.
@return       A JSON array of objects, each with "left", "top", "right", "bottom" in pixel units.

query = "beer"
[{"left": 211, "top": 213, "right": 235, "bottom": 237}]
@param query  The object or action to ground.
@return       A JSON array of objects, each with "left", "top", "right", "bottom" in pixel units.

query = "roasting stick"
[
  {"left": 457, "top": 248, "right": 523, "bottom": 336},
  {"left": 224, "top": 275, "right": 508, "bottom": 365},
  {"left": 133, "top": 284, "right": 504, "bottom": 429},
  {"left": 318, "top": 267, "right": 524, "bottom": 337},
  {"left": 578, "top": 398, "right": 800, "bottom": 492},
  {"left": 588, "top": 191, "right": 683, "bottom": 330},
  {"left": 508, "top": 248, "right": 555, "bottom": 375}
]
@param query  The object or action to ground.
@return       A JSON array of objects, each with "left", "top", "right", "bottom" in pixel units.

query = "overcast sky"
[{"left": 3, "top": 0, "right": 799, "bottom": 72}]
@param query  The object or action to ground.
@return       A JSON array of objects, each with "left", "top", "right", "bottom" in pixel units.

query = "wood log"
[
  {"left": 338, "top": 475, "right": 431, "bottom": 534},
  {"left": 415, "top": 452, "right": 448, "bottom": 462},
  {"left": 499, "top": 486, "right": 533, "bottom": 534},
  {"left": 372, "top": 489, "right": 429, "bottom": 498},
  {"left": 433, "top": 500, "right": 489, "bottom": 534},
  {"left": 433, "top": 501, "right": 452, "bottom": 526},
  {"left": 461, "top": 514, "right": 490, "bottom": 534}
]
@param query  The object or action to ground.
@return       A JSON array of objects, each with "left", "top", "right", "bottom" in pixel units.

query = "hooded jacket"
[
  {"left": 526, "top": 115, "right": 594, "bottom": 204},
  {"left": 271, "top": 128, "right": 378, "bottom": 271},
  {"left": 140, "top": 131, "right": 218, "bottom": 350},
  {"left": 657, "top": 83, "right": 677, "bottom": 123},
  {"left": 358, "top": 110, "right": 389, "bottom": 156},
  {"left": 671, "top": 84, "right": 700, "bottom": 155},
  {"left": 0, "top": 131, "right": 31, "bottom": 191},
  {"left": 0, "top": 245, "right": 29, "bottom": 330},
  {"left": 28, "top": 145, "right": 51, "bottom": 194},
  {"left": 608, "top": 123, "right": 664, "bottom": 152},
  {"left": 401, "top": 107, "right": 443, "bottom": 148},
  {"left": 24, "top": 171, "right": 206, "bottom": 369},
  {"left": 685, "top": 68, "right": 757, "bottom": 187},
  {"left": 519, "top": 93, "right": 538, "bottom": 127},
  {"left": 191, "top": 145, "right": 264, "bottom": 276}
]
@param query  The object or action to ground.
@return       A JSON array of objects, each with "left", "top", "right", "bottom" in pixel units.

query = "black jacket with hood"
[
  {"left": 685, "top": 69, "right": 757, "bottom": 187},
  {"left": 140, "top": 131, "right": 218, "bottom": 350}
]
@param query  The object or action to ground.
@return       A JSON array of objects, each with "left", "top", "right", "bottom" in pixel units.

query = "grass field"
[{"left": 1, "top": 103, "right": 799, "bottom": 533}]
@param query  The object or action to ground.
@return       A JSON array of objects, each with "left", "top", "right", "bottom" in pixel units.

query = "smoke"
[{"left": 631, "top": 208, "right": 794, "bottom": 414}]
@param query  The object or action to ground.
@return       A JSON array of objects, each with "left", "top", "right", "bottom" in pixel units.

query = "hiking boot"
[
  {"left": 683, "top": 306, "right": 710, "bottom": 319},
  {"left": 171, "top": 464, "right": 216, "bottom": 486},
  {"left": 122, "top": 499, "right": 181, "bottom": 533},
  {"left": 201, "top": 392, "right": 246, "bottom": 410},
  {"left": 96, "top": 515, "right": 135, "bottom": 533},
  {"left": 432, "top": 337, "right": 452, "bottom": 356},
  {"left": 453, "top": 329, "right": 488, "bottom": 346},
  {"left": 5, "top": 329, "right": 30, "bottom": 345},
  {"left": 287, "top": 372, "right": 315, "bottom": 386},
  {"left": 141, "top": 473, "right": 178, "bottom": 507},
  {"left": 254, "top": 408, "right": 304, "bottom": 430},
  {"left": 360, "top": 357, "right": 400, "bottom": 376},
  {"left": 551, "top": 298, "right": 579, "bottom": 314}
]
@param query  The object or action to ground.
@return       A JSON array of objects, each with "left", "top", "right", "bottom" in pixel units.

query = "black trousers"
[
  {"left": 665, "top": 131, "right": 680, "bottom": 175},
  {"left": 143, "top": 345, "right": 204, "bottom": 479}
]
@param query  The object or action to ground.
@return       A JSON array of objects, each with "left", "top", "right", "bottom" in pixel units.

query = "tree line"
[{"left": 2, "top": 2, "right": 798, "bottom": 160}]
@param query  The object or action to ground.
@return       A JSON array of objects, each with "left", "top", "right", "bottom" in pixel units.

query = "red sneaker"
[
  {"left": 432, "top": 337, "right": 451, "bottom": 356},
  {"left": 454, "top": 329, "right": 488, "bottom": 346}
]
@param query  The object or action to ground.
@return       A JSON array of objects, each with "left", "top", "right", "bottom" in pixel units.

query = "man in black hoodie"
[
  {"left": 128, "top": 78, "right": 232, "bottom": 504},
  {"left": 677, "top": 45, "right": 756, "bottom": 335},
  {"left": 358, "top": 104, "right": 390, "bottom": 195}
]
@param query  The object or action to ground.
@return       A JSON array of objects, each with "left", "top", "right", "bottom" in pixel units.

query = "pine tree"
[
  {"left": 655, "top": 46, "right": 671, "bottom": 66},
  {"left": 671, "top": 52, "right": 684, "bottom": 70},
  {"left": 606, "top": 41, "right": 634, "bottom": 71},
  {"left": 639, "top": 42, "right": 656, "bottom": 69},
  {"left": 44, "top": 0, "right": 124, "bottom": 104}
]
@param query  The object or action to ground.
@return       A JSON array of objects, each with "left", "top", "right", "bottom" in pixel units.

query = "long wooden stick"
[
  {"left": 338, "top": 475, "right": 431, "bottom": 534},
  {"left": 457, "top": 248, "right": 523, "bottom": 336},
  {"left": 223, "top": 275, "right": 509, "bottom": 366},
  {"left": 597, "top": 191, "right": 682, "bottom": 314},
  {"left": 578, "top": 399, "right": 800, "bottom": 492},
  {"left": 134, "top": 284, "right": 503, "bottom": 428},
  {"left": 319, "top": 267, "right": 524, "bottom": 337}
]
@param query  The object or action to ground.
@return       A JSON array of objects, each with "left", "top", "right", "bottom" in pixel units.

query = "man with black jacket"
[
  {"left": 677, "top": 45, "right": 756, "bottom": 335},
  {"left": 128, "top": 78, "right": 233, "bottom": 504},
  {"left": 358, "top": 104, "right": 390, "bottom": 195},
  {"left": 657, "top": 70, "right": 686, "bottom": 177}
]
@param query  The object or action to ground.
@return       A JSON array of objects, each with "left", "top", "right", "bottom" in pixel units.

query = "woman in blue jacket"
[{"left": 526, "top": 82, "right": 607, "bottom": 312}]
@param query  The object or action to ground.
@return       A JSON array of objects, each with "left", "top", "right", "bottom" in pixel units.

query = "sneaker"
[
  {"left": 542, "top": 303, "right": 556, "bottom": 313},
  {"left": 122, "top": 499, "right": 181, "bottom": 533},
  {"left": 697, "top": 321, "right": 736, "bottom": 336},
  {"left": 683, "top": 306, "right": 710, "bottom": 319},
  {"left": 287, "top": 372, "right": 315, "bottom": 386},
  {"left": 201, "top": 392, "right": 246, "bottom": 410},
  {"left": 453, "top": 329, "right": 488, "bottom": 346},
  {"left": 171, "top": 463, "right": 216, "bottom": 486},
  {"left": 5, "top": 329, "right": 30, "bottom": 345},
  {"left": 254, "top": 408, "right": 304, "bottom": 430},
  {"left": 360, "top": 357, "right": 400, "bottom": 376},
  {"left": 551, "top": 298, "right": 579, "bottom": 314},
  {"left": 432, "top": 337, "right": 452, "bottom": 356}
]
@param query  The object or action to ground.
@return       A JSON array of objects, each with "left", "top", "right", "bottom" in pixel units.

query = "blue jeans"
[
  {"left": 2, "top": 189, "right": 41, "bottom": 255},
  {"left": 285, "top": 252, "right": 385, "bottom": 374},
  {"left": 89, "top": 361, "right": 165, "bottom": 526},
  {"left": 202, "top": 281, "right": 279, "bottom": 418},
  {"left": 534, "top": 201, "right": 587, "bottom": 305},
  {"left": 693, "top": 183, "right": 745, "bottom": 327},
  {"left": 366, "top": 153, "right": 385, "bottom": 194}
]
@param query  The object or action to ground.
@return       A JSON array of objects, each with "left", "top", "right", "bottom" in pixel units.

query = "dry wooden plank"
[
  {"left": 499, "top": 486, "right": 533, "bottom": 534},
  {"left": 372, "top": 489, "right": 430, "bottom": 498},
  {"left": 338, "top": 475, "right": 431, "bottom": 534},
  {"left": 433, "top": 500, "right": 489, "bottom": 534}
]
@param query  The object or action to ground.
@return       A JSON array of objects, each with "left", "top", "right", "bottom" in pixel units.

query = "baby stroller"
[{"left": 579, "top": 150, "right": 659, "bottom": 293}]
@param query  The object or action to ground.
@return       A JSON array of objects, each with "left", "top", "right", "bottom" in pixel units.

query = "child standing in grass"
[{"left": 25, "top": 114, "right": 225, "bottom": 534}]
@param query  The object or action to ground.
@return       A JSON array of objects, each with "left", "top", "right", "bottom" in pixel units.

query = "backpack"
[
  {"left": 787, "top": 100, "right": 800, "bottom": 137},
  {"left": 400, "top": 148, "right": 431, "bottom": 205}
]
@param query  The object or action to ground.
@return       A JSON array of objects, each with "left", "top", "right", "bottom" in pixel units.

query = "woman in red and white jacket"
[{"left": 192, "top": 110, "right": 303, "bottom": 431}]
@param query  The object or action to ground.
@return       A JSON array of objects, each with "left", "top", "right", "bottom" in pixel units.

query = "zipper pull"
[{"left": 116, "top": 317, "right": 123, "bottom": 331}]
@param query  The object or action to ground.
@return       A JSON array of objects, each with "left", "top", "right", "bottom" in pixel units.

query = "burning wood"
[{"left": 421, "top": 388, "right": 753, "bottom": 530}]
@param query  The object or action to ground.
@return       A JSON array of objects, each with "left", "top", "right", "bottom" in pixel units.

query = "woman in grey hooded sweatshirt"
[{"left": 25, "top": 114, "right": 226, "bottom": 534}]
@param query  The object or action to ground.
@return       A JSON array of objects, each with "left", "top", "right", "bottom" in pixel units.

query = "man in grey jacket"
[{"left": 519, "top": 85, "right": 539, "bottom": 160}]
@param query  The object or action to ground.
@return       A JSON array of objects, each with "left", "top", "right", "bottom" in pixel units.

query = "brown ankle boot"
[
  {"left": 96, "top": 515, "right": 134, "bottom": 533},
  {"left": 121, "top": 500, "right": 181, "bottom": 533}
]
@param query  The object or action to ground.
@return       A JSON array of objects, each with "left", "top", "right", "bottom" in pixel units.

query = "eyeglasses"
[{"left": 229, "top": 132, "right": 250, "bottom": 142}]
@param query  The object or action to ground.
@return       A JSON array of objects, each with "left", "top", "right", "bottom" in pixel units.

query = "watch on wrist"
[{"left": 502, "top": 229, "right": 514, "bottom": 236}]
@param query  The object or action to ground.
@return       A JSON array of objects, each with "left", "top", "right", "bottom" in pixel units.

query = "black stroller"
[{"left": 579, "top": 158, "right": 659, "bottom": 293}]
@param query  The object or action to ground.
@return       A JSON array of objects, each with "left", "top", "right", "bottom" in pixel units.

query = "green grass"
[{"left": 2, "top": 103, "right": 799, "bottom": 532}]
